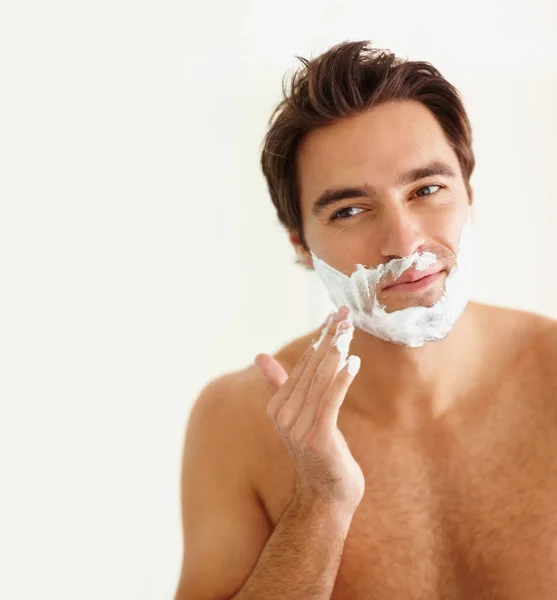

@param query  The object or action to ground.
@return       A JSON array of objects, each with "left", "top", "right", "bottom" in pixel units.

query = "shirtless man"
[{"left": 174, "top": 41, "right": 557, "bottom": 599}]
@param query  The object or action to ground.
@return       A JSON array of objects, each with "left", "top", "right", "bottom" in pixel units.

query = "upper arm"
[{"left": 174, "top": 374, "right": 273, "bottom": 600}]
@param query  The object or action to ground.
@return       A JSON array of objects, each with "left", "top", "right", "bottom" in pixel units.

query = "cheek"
[
  {"left": 434, "top": 197, "right": 470, "bottom": 231},
  {"left": 437, "top": 212, "right": 471, "bottom": 258},
  {"left": 419, "top": 210, "right": 468, "bottom": 262},
  {"left": 308, "top": 231, "right": 375, "bottom": 276}
]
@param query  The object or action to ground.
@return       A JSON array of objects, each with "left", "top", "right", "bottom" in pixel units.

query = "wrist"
[{"left": 288, "top": 491, "right": 358, "bottom": 532}]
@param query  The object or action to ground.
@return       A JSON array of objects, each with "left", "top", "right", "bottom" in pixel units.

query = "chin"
[{"left": 379, "top": 288, "right": 444, "bottom": 313}]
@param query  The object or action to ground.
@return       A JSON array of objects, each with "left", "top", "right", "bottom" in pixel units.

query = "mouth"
[{"left": 381, "top": 269, "right": 445, "bottom": 293}]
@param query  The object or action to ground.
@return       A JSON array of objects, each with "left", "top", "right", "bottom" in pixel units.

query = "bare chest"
[{"left": 254, "top": 387, "right": 557, "bottom": 599}]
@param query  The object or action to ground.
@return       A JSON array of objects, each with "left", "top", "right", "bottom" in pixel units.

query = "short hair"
[{"left": 260, "top": 40, "right": 475, "bottom": 250}]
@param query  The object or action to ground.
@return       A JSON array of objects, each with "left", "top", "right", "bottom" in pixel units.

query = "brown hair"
[{"left": 259, "top": 40, "right": 475, "bottom": 250}]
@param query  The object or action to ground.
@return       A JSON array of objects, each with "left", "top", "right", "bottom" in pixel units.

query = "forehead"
[{"left": 296, "top": 99, "right": 460, "bottom": 213}]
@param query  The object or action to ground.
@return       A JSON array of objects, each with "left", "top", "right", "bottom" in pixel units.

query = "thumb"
[{"left": 254, "top": 353, "right": 288, "bottom": 393}]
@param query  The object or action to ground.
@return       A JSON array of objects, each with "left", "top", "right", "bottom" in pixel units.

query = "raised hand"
[{"left": 254, "top": 306, "right": 364, "bottom": 518}]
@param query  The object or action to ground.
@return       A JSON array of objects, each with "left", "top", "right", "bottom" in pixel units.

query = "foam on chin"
[{"left": 309, "top": 214, "right": 476, "bottom": 348}]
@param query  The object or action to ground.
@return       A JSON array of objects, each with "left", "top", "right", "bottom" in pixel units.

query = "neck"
[{"left": 346, "top": 302, "right": 481, "bottom": 427}]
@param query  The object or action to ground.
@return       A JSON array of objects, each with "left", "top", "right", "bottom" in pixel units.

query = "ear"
[{"left": 289, "top": 230, "right": 314, "bottom": 270}]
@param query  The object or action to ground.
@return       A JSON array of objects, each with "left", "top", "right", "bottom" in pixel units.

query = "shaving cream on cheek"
[{"left": 309, "top": 214, "right": 476, "bottom": 348}]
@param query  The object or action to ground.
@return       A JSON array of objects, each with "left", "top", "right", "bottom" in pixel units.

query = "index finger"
[{"left": 261, "top": 310, "right": 337, "bottom": 409}]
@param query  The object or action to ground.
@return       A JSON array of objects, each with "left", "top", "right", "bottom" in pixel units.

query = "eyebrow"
[{"left": 311, "top": 160, "right": 458, "bottom": 217}]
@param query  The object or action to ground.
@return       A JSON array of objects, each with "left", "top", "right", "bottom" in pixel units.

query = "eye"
[
  {"left": 414, "top": 184, "right": 442, "bottom": 198},
  {"left": 331, "top": 206, "right": 366, "bottom": 221}
]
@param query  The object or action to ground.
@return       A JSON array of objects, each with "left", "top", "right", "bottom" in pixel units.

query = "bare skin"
[
  {"left": 250, "top": 303, "right": 557, "bottom": 599},
  {"left": 175, "top": 302, "right": 557, "bottom": 599},
  {"left": 175, "top": 100, "right": 557, "bottom": 598}
]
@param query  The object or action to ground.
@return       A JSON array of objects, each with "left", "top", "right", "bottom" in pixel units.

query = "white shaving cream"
[
  {"left": 312, "top": 313, "right": 355, "bottom": 374},
  {"left": 310, "top": 214, "right": 476, "bottom": 348},
  {"left": 332, "top": 322, "right": 354, "bottom": 359},
  {"left": 346, "top": 355, "right": 361, "bottom": 376},
  {"left": 312, "top": 313, "right": 334, "bottom": 350}
]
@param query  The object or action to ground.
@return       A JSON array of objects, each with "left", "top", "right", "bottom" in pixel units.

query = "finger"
[
  {"left": 295, "top": 310, "right": 350, "bottom": 401},
  {"left": 263, "top": 343, "right": 317, "bottom": 422},
  {"left": 315, "top": 355, "right": 361, "bottom": 433},
  {"left": 311, "top": 320, "right": 354, "bottom": 400},
  {"left": 293, "top": 320, "right": 354, "bottom": 438},
  {"left": 281, "top": 311, "right": 350, "bottom": 430},
  {"left": 267, "top": 307, "right": 347, "bottom": 425},
  {"left": 270, "top": 309, "right": 338, "bottom": 402},
  {"left": 312, "top": 306, "right": 348, "bottom": 351},
  {"left": 254, "top": 353, "right": 288, "bottom": 393},
  {"left": 311, "top": 311, "right": 335, "bottom": 351}
]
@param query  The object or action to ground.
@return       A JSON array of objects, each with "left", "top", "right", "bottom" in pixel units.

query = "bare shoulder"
[
  {"left": 473, "top": 302, "right": 556, "bottom": 343},
  {"left": 176, "top": 330, "right": 317, "bottom": 599},
  {"left": 524, "top": 310, "right": 557, "bottom": 375},
  {"left": 192, "top": 328, "right": 317, "bottom": 415},
  {"left": 187, "top": 327, "right": 318, "bottom": 464},
  {"left": 473, "top": 302, "right": 557, "bottom": 380}
]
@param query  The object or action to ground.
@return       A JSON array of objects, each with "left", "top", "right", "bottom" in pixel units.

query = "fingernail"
[
  {"left": 346, "top": 355, "right": 361, "bottom": 376},
  {"left": 333, "top": 305, "right": 349, "bottom": 322}
]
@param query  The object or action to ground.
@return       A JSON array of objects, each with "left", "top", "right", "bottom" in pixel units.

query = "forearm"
[{"left": 233, "top": 496, "right": 353, "bottom": 600}]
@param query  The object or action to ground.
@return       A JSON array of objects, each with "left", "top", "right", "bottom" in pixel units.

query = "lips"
[{"left": 381, "top": 267, "right": 444, "bottom": 291}]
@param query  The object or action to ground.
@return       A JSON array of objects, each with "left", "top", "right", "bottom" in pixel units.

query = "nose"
[{"left": 377, "top": 206, "right": 426, "bottom": 260}]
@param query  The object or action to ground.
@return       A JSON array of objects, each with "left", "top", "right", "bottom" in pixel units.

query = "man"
[{"left": 174, "top": 41, "right": 557, "bottom": 599}]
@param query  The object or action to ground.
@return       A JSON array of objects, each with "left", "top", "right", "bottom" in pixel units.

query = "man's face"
[{"left": 293, "top": 99, "right": 472, "bottom": 314}]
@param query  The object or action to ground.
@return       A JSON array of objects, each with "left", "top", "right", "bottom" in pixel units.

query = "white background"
[{"left": 0, "top": 1, "right": 556, "bottom": 599}]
